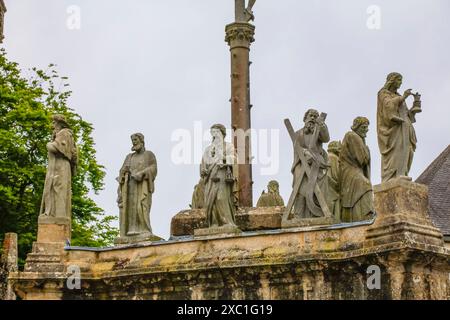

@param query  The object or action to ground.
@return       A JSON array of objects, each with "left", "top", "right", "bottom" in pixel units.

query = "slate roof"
[{"left": 416, "top": 145, "right": 450, "bottom": 236}]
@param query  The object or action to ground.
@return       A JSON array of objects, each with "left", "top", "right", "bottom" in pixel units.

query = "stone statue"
[
  {"left": 377, "top": 72, "right": 422, "bottom": 182},
  {"left": 283, "top": 109, "right": 332, "bottom": 224},
  {"left": 256, "top": 180, "right": 285, "bottom": 207},
  {"left": 200, "top": 124, "right": 238, "bottom": 229},
  {"left": 39, "top": 115, "right": 78, "bottom": 218},
  {"left": 190, "top": 178, "right": 205, "bottom": 209},
  {"left": 117, "top": 133, "right": 158, "bottom": 241},
  {"left": 327, "top": 141, "right": 341, "bottom": 220},
  {"left": 340, "top": 117, "right": 374, "bottom": 222}
]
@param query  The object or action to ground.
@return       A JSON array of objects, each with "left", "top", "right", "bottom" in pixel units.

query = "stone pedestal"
[
  {"left": 37, "top": 216, "right": 71, "bottom": 243},
  {"left": 23, "top": 216, "right": 71, "bottom": 273},
  {"left": 114, "top": 232, "right": 163, "bottom": 245},
  {"left": 366, "top": 177, "right": 444, "bottom": 247},
  {"left": 171, "top": 206, "right": 285, "bottom": 237},
  {"left": 282, "top": 216, "right": 337, "bottom": 229}
]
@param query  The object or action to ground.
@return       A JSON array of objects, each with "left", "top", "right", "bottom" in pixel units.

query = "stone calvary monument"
[{"left": 2, "top": 0, "right": 450, "bottom": 300}]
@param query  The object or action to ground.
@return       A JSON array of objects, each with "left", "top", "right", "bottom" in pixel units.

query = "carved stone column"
[{"left": 225, "top": 22, "right": 255, "bottom": 208}]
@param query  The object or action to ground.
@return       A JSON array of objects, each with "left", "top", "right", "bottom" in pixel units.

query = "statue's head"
[
  {"left": 131, "top": 133, "right": 145, "bottom": 152},
  {"left": 328, "top": 141, "right": 342, "bottom": 156},
  {"left": 351, "top": 117, "right": 370, "bottom": 139},
  {"left": 383, "top": 72, "right": 403, "bottom": 92},
  {"left": 267, "top": 180, "right": 279, "bottom": 194},
  {"left": 52, "top": 114, "right": 70, "bottom": 132},
  {"left": 303, "top": 109, "right": 319, "bottom": 130},
  {"left": 210, "top": 124, "right": 226, "bottom": 142}
]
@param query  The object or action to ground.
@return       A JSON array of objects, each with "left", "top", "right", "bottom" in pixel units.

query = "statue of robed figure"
[
  {"left": 377, "top": 72, "right": 422, "bottom": 182},
  {"left": 40, "top": 114, "right": 78, "bottom": 219},
  {"left": 116, "top": 133, "right": 159, "bottom": 243},
  {"left": 340, "top": 117, "right": 374, "bottom": 222},
  {"left": 283, "top": 109, "right": 334, "bottom": 226}
]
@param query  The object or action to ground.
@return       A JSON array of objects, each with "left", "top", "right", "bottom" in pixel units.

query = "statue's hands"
[
  {"left": 131, "top": 172, "right": 143, "bottom": 182},
  {"left": 304, "top": 150, "right": 315, "bottom": 165},
  {"left": 403, "top": 89, "right": 413, "bottom": 100},
  {"left": 316, "top": 117, "right": 325, "bottom": 128}
]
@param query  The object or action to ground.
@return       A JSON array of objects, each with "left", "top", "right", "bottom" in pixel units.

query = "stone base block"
[
  {"left": 194, "top": 225, "right": 242, "bottom": 238},
  {"left": 236, "top": 206, "right": 284, "bottom": 231},
  {"left": 366, "top": 177, "right": 444, "bottom": 246},
  {"left": 282, "top": 216, "right": 337, "bottom": 229},
  {"left": 37, "top": 216, "right": 71, "bottom": 243},
  {"left": 114, "top": 233, "right": 164, "bottom": 245}
]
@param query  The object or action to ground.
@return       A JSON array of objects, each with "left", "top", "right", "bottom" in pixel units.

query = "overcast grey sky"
[{"left": 4, "top": 0, "right": 450, "bottom": 240}]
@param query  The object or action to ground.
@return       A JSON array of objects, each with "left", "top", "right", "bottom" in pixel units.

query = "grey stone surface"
[
  {"left": 377, "top": 72, "right": 422, "bottom": 182},
  {"left": 117, "top": 133, "right": 158, "bottom": 243},
  {"left": 199, "top": 124, "right": 238, "bottom": 229},
  {"left": 114, "top": 233, "right": 163, "bottom": 245},
  {"left": 194, "top": 224, "right": 241, "bottom": 238},
  {"left": 283, "top": 109, "right": 332, "bottom": 225},
  {"left": 39, "top": 115, "right": 78, "bottom": 219}
]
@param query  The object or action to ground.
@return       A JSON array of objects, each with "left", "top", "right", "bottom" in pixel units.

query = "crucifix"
[{"left": 225, "top": 0, "right": 257, "bottom": 207}]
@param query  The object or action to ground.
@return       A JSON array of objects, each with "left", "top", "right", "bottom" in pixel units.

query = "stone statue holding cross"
[{"left": 283, "top": 109, "right": 335, "bottom": 226}]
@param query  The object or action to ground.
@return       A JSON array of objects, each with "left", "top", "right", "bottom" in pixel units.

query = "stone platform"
[
  {"left": 8, "top": 179, "right": 450, "bottom": 300},
  {"left": 171, "top": 206, "right": 285, "bottom": 237}
]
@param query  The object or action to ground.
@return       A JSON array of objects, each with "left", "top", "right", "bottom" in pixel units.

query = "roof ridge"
[{"left": 416, "top": 145, "right": 450, "bottom": 184}]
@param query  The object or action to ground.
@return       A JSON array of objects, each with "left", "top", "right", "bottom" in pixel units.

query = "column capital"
[{"left": 225, "top": 22, "right": 255, "bottom": 49}]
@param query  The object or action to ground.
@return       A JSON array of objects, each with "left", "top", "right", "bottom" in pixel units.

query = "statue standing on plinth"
[
  {"left": 377, "top": 72, "right": 422, "bottom": 182},
  {"left": 283, "top": 109, "right": 333, "bottom": 224},
  {"left": 117, "top": 133, "right": 158, "bottom": 241},
  {"left": 40, "top": 114, "right": 78, "bottom": 218},
  {"left": 340, "top": 117, "right": 374, "bottom": 222}
]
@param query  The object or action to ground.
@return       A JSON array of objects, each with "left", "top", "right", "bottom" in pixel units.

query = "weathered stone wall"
[{"left": 8, "top": 179, "right": 450, "bottom": 300}]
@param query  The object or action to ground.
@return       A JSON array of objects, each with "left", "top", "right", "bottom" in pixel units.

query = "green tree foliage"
[{"left": 0, "top": 49, "right": 118, "bottom": 265}]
